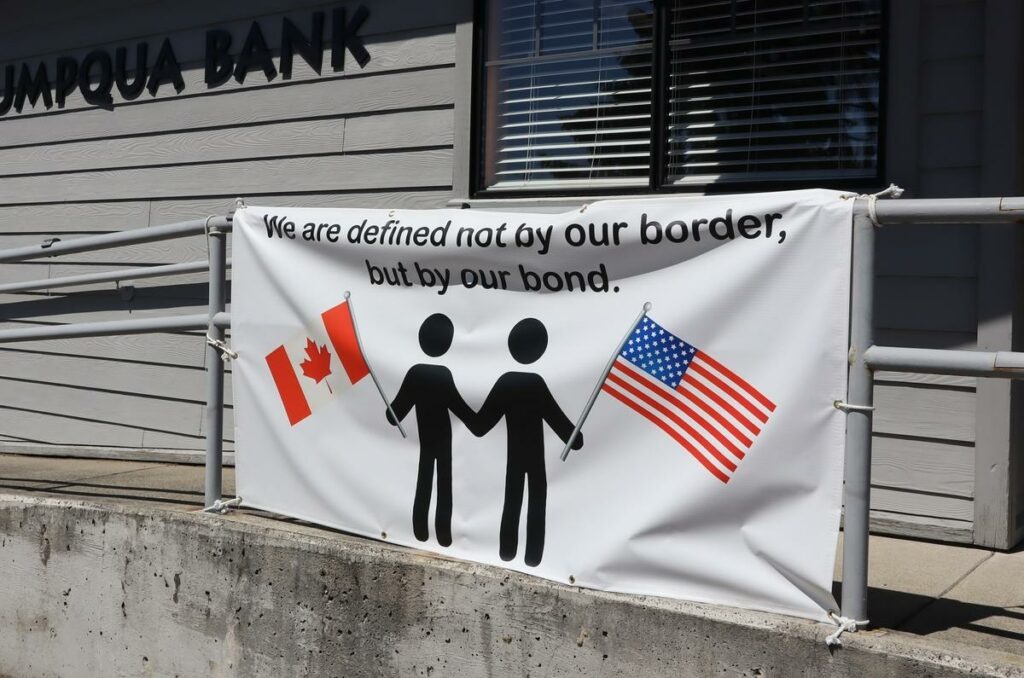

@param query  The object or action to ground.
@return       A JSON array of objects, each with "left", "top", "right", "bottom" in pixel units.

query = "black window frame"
[{"left": 470, "top": 0, "right": 887, "bottom": 199}]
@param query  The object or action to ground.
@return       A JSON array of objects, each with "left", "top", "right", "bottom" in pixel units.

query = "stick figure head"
[
  {"left": 508, "top": 318, "right": 548, "bottom": 364},
  {"left": 419, "top": 313, "right": 454, "bottom": 357}
]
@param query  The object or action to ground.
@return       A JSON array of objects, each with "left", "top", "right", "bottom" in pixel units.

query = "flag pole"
[
  {"left": 560, "top": 302, "right": 652, "bottom": 462},
  {"left": 344, "top": 291, "right": 407, "bottom": 439}
]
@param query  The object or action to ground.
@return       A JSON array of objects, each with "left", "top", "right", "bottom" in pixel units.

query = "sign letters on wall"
[{"left": 0, "top": 5, "right": 370, "bottom": 117}]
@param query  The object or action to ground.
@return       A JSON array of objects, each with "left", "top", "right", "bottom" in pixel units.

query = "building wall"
[
  {"left": 873, "top": 0, "right": 1024, "bottom": 546},
  {"left": 869, "top": 0, "right": 984, "bottom": 541},
  {"left": 0, "top": 0, "right": 466, "bottom": 454},
  {"left": 0, "top": 0, "right": 1019, "bottom": 546}
]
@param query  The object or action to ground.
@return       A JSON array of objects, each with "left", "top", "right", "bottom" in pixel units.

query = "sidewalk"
[{"left": 0, "top": 452, "right": 1021, "bottom": 660}]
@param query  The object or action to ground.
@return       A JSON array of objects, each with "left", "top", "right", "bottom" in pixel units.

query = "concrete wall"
[{"left": 0, "top": 494, "right": 1015, "bottom": 678}]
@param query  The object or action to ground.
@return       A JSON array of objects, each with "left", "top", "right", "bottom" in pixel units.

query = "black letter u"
[{"left": 0, "top": 65, "right": 13, "bottom": 116}]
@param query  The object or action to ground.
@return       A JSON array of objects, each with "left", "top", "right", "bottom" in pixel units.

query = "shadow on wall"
[{"left": 0, "top": 282, "right": 226, "bottom": 323}]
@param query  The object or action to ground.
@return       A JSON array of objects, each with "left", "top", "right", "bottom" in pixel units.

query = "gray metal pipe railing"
[
  {"left": 4, "top": 198, "right": 1024, "bottom": 632},
  {"left": 0, "top": 214, "right": 234, "bottom": 512},
  {"left": 0, "top": 216, "right": 232, "bottom": 263},
  {"left": 871, "top": 196, "right": 1024, "bottom": 224},
  {"left": 0, "top": 312, "right": 230, "bottom": 343},
  {"left": 840, "top": 203, "right": 876, "bottom": 626},
  {"left": 840, "top": 194, "right": 1024, "bottom": 630},
  {"left": 866, "top": 346, "right": 1024, "bottom": 377},
  {"left": 0, "top": 259, "right": 233, "bottom": 295},
  {"left": 203, "top": 221, "right": 229, "bottom": 508}
]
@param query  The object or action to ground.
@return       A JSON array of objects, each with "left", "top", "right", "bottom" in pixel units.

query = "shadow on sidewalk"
[{"left": 833, "top": 580, "right": 1024, "bottom": 644}]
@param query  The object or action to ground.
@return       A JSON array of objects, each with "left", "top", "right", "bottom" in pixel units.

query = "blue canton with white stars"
[{"left": 619, "top": 316, "right": 698, "bottom": 389}]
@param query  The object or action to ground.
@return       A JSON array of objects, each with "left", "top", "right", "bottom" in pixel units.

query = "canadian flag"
[{"left": 265, "top": 301, "right": 369, "bottom": 425}]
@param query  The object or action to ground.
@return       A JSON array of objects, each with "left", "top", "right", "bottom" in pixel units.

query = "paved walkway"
[{"left": 0, "top": 453, "right": 1021, "bottom": 659}]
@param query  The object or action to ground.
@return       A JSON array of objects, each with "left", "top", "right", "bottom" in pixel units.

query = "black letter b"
[{"left": 205, "top": 30, "right": 233, "bottom": 87}]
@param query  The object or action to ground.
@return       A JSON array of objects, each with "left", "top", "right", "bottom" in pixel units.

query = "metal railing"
[
  {"left": 841, "top": 195, "right": 1024, "bottom": 628},
  {"left": 0, "top": 214, "right": 233, "bottom": 509},
  {"left": 0, "top": 196, "right": 1021, "bottom": 634}
]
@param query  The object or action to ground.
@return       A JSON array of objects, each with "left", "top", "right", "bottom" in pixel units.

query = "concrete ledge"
[{"left": 0, "top": 494, "right": 1021, "bottom": 677}]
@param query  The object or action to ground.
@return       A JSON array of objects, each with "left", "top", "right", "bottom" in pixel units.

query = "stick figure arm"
[
  {"left": 471, "top": 383, "right": 505, "bottom": 437},
  {"left": 540, "top": 383, "right": 577, "bottom": 444},
  {"left": 447, "top": 383, "right": 478, "bottom": 431},
  {"left": 388, "top": 371, "right": 416, "bottom": 423}
]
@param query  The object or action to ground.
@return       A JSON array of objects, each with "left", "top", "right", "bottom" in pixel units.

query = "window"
[{"left": 478, "top": 0, "right": 882, "bottom": 193}]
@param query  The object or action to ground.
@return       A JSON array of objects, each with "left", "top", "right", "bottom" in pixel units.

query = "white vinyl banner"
[{"left": 231, "top": 189, "right": 853, "bottom": 622}]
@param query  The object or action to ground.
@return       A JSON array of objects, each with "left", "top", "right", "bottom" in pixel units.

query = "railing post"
[
  {"left": 204, "top": 217, "right": 230, "bottom": 509},
  {"left": 841, "top": 203, "right": 876, "bottom": 624}
]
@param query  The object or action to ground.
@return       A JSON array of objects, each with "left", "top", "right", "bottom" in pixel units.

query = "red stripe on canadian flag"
[
  {"left": 265, "top": 300, "right": 369, "bottom": 426},
  {"left": 322, "top": 301, "right": 370, "bottom": 383},
  {"left": 265, "top": 345, "right": 312, "bottom": 426}
]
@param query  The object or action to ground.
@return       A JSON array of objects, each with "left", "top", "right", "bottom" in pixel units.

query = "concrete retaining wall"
[{"left": 0, "top": 494, "right": 1019, "bottom": 677}]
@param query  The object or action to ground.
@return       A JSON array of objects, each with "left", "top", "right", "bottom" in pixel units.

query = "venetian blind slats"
[
  {"left": 482, "top": 0, "right": 882, "bottom": 190},
  {"left": 485, "top": 0, "right": 655, "bottom": 189},
  {"left": 666, "top": 0, "right": 881, "bottom": 184}
]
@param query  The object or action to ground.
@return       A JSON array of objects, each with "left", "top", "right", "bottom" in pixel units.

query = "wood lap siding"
[
  {"left": 0, "top": 1, "right": 459, "bottom": 456},
  {"left": 870, "top": 0, "right": 984, "bottom": 541}
]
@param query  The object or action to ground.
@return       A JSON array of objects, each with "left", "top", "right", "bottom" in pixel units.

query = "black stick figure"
[
  {"left": 387, "top": 313, "right": 475, "bottom": 547},
  {"left": 474, "top": 318, "right": 583, "bottom": 566}
]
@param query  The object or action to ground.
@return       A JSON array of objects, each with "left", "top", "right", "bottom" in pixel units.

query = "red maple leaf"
[{"left": 299, "top": 339, "right": 333, "bottom": 393}]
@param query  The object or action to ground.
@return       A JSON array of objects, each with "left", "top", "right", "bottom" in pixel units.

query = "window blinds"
[
  {"left": 483, "top": 0, "right": 655, "bottom": 189},
  {"left": 666, "top": 0, "right": 881, "bottom": 185},
  {"left": 481, "top": 0, "right": 881, "bottom": 191}
]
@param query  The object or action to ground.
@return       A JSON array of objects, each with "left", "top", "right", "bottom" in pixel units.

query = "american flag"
[{"left": 602, "top": 315, "right": 776, "bottom": 483}]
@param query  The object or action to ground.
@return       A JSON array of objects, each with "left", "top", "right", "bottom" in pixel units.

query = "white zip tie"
[
  {"left": 825, "top": 611, "right": 868, "bottom": 648},
  {"left": 839, "top": 184, "right": 904, "bottom": 227},
  {"left": 206, "top": 335, "right": 237, "bottom": 361},
  {"left": 833, "top": 400, "right": 875, "bottom": 413},
  {"left": 203, "top": 497, "right": 243, "bottom": 514}
]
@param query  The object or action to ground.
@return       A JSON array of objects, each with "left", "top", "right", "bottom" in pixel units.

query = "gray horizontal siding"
[
  {"left": 871, "top": 0, "right": 985, "bottom": 539},
  {"left": 872, "top": 436, "right": 973, "bottom": 498},
  {"left": 0, "top": 63, "right": 454, "bottom": 150},
  {"left": 871, "top": 487, "right": 973, "bottom": 522},
  {"left": 873, "top": 384, "right": 975, "bottom": 443},
  {"left": 0, "top": 2, "right": 460, "bottom": 456},
  {"left": 0, "top": 334, "right": 207, "bottom": 369},
  {"left": 0, "top": 150, "right": 453, "bottom": 204},
  {"left": 0, "top": 110, "right": 453, "bottom": 177}
]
